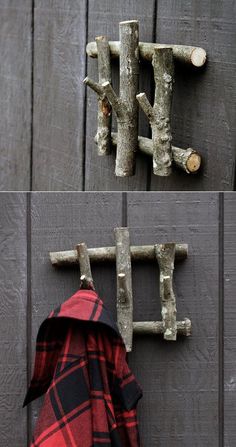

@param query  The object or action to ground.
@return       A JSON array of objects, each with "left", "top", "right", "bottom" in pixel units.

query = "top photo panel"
[{"left": 1, "top": 0, "right": 236, "bottom": 191}]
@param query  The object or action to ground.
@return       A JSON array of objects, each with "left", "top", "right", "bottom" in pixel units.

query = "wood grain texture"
[
  {"left": 224, "top": 193, "right": 236, "bottom": 446},
  {"left": 150, "top": 0, "right": 236, "bottom": 191},
  {"left": 29, "top": 192, "right": 123, "bottom": 433},
  {"left": 0, "top": 194, "right": 27, "bottom": 446},
  {"left": 127, "top": 193, "right": 219, "bottom": 446},
  {"left": 0, "top": 1, "right": 32, "bottom": 190},
  {"left": 84, "top": 0, "right": 155, "bottom": 190},
  {"left": 32, "top": 0, "right": 87, "bottom": 190}
]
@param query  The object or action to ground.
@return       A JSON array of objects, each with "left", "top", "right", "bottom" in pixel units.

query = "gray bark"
[
  {"left": 95, "top": 36, "right": 112, "bottom": 155},
  {"left": 155, "top": 243, "right": 177, "bottom": 341},
  {"left": 50, "top": 243, "right": 188, "bottom": 266},
  {"left": 76, "top": 243, "right": 95, "bottom": 290},
  {"left": 137, "top": 47, "right": 174, "bottom": 176},
  {"left": 114, "top": 227, "right": 133, "bottom": 351},
  {"left": 109, "top": 132, "right": 202, "bottom": 174},
  {"left": 102, "top": 20, "right": 139, "bottom": 176},
  {"left": 87, "top": 41, "right": 207, "bottom": 67}
]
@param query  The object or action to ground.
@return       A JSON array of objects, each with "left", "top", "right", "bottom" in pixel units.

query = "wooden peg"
[
  {"left": 76, "top": 243, "right": 95, "bottom": 290},
  {"left": 155, "top": 243, "right": 177, "bottom": 340},
  {"left": 114, "top": 227, "right": 133, "bottom": 351}
]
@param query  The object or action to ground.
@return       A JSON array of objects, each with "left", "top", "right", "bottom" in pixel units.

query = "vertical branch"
[
  {"left": 110, "top": 20, "right": 139, "bottom": 177},
  {"left": 76, "top": 243, "right": 95, "bottom": 290},
  {"left": 114, "top": 227, "right": 133, "bottom": 351},
  {"left": 137, "top": 47, "right": 174, "bottom": 176},
  {"left": 155, "top": 243, "right": 177, "bottom": 340},
  {"left": 95, "top": 36, "right": 112, "bottom": 155}
]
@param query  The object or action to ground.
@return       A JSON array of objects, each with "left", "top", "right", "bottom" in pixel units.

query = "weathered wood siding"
[
  {"left": 0, "top": 1, "right": 235, "bottom": 190},
  {"left": 0, "top": 192, "right": 234, "bottom": 446}
]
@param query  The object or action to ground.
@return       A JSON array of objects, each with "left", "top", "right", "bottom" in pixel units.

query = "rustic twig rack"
[
  {"left": 84, "top": 20, "right": 206, "bottom": 178},
  {"left": 50, "top": 228, "right": 191, "bottom": 352}
]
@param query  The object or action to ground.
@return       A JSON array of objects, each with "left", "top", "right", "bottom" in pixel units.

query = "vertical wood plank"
[
  {"left": 0, "top": 2, "right": 32, "bottom": 190},
  {"left": 224, "top": 192, "right": 236, "bottom": 446},
  {"left": 150, "top": 0, "right": 236, "bottom": 191},
  {"left": 29, "top": 192, "right": 123, "bottom": 433},
  {"left": 127, "top": 192, "right": 219, "bottom": 446},
  {"left": 0, "top": 193, "right": 27, "bottom": 446},
  {"left": 32, "top": 0, "right": 87, "bottom": 191},
  {"left": 85, "top": 0, "right": 156, "bottom": 191}
]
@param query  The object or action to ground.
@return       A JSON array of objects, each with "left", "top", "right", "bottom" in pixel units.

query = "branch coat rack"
[
  {"left": 50, "top": 228, "right": 191, "bottom": 352},
  {"left": 84, "top": 20, "right": 206, "bottom": 178}
]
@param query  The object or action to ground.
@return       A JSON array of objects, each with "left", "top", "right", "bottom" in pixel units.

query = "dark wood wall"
[
  {"left": 0, "top": 192, "right": 235, "bottom": 446},
  {"left": 0, "top": 0, "right": 235, "bottom": 191}
]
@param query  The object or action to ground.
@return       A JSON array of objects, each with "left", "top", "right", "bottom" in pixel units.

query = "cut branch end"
[{"left": 191, "top": 48, "right": 207, "bottom": 67}]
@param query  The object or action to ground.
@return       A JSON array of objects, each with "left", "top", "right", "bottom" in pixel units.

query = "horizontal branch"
[
  {"left": 87, "top": 41, "right": 207, "bottom": 67},
  {"left": 50, "top": 244, "right": 188, "bottom": 266},
  {"left": 133, "top": 318, "right": 191, "bottom": 336},
  {"left": 109, "top": 133, "right": 201, "bottom": 174}
]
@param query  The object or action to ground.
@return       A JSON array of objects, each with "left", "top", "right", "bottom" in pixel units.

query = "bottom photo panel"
[{"left": 0, "top": 192, "right": 235, "bottom": 447}]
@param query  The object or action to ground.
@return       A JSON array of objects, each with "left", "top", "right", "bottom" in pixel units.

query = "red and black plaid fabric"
[{"left": 24, "top": 289, "right": 143, "bottom": 446}]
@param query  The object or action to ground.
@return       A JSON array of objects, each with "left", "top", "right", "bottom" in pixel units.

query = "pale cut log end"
[
  {"left": 191, "top": 48, "right": 207, "bottom": 67},
  {"left": 186, "top": 151, "right": 201, "bottom": 173}
]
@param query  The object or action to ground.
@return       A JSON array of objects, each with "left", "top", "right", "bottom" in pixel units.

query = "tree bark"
[
  {"left": 114, "top": 227, "right": 133, "bottom": 352},
  {"left": 155, "top": 243, "right": 177, "bottom": 341},
  {"left": 137, "top": 47, "right": 174, "bottom": 176},
  {"left": 87, "top": 41, "right": 206, "bottom": 67}
]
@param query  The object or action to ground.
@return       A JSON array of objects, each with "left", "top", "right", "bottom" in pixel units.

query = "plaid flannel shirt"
[{"left": 24, "top": 289, "right": 143, "bottom": 446}]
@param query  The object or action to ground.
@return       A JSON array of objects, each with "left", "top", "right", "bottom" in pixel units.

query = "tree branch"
[
  {"left": 108, "top": 133, "right": 202, "bottom": 174},
  {"left": 155, "top": 243, "right": 177, "bottom": 341},
  {"left": 95, "top": 36, "right": 112, "bottom": 155},
  {"left": 114, "top": 227, "right": 133, "bottom": 352},
  {"left": 50, "top": 243, "right": 188, "bottom": 266},
  {"left": 87, "top": 41, "right": 207, "bottom": 67}
]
